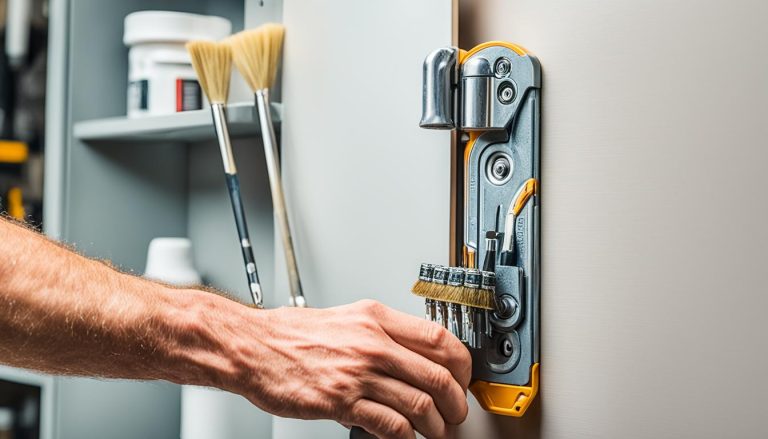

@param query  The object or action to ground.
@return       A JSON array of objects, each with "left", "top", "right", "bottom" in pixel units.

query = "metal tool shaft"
[
  {"left": 212, "top": 103, "right": 237, "bottom": 174},
  {"left": 255, "top": 89, "right": 306, "bottom": 307},
  {"left": 211, "top": 103, "right": 263, "bottom": 307}
]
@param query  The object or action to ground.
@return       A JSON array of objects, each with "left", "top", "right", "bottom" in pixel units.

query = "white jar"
[
  {"left": 143, "top": 237, "right": 202, "bottom": 286},
  {"left": 141, "top": 237, "right": 266, "bottom": 439},
  {"left": 0, "top": 408, "right": 13, "bottom": 439},
  {"left": 123, "top": 11, "right": 232, "bottom": 118}
]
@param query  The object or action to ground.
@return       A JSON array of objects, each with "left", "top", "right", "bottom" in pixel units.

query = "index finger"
[{"left": 371, "top": 304, "right": 472, "bottom": 390}]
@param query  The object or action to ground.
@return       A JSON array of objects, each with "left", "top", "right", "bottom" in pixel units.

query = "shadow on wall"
[
  {"left": 459, "top": 393, "right": 542, "bottom": 438},
  {"left": 458, "top": 0, "right": 480, "bottom": 49}
]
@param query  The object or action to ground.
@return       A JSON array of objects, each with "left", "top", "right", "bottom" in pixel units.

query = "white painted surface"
[
  {"left": 277, "top": 0, "right": 455, "bottom": 437},
  {"left": 457, "top": 0, "right": 768, "bottom": 438},
  {"left": 180, "top": 387, "right": 265, "bottom": 439}
]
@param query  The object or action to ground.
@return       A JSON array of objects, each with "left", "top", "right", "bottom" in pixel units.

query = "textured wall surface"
[{"left": 458, "top": 0, "right": 768, "bottom": 437}]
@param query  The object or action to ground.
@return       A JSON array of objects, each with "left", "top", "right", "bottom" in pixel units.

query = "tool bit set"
[
  {"left": 415, "top": 41, "right": 541, "bottom": 417},
  {"left": 414, "top": 264, "right": 495, "bottom": 349}
]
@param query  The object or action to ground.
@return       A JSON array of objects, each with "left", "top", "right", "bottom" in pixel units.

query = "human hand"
[{"left": 221, "top": 300, "right": 472, "bottom": 439}]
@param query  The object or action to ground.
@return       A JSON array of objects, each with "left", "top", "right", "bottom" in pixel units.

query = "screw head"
[
  {"left": 494, "top": 58, "right": 512, "bottom": 77},
  {"left": 486, "top": 152, "right": 514, "bottom": 186},
  {"left": 498, "top": 82, "right": 516, "bottom": 104},
  {"left": 492, "top": 158, "right": 510, "bottom": 179}
]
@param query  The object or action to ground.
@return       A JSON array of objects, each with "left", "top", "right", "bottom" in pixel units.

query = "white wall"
[
  {"left": 276, "top": 0, "right": 455, "bottom": 437},
  {"left": 458, "top": 0, "right": 768, "bottom": 437}
]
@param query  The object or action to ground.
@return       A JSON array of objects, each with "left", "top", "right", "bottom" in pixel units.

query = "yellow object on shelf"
[
  {"left": 6, "top": 187, "right": 25, "bottom": 220},
  {"left": 0, "top": 140, "right": 29, "bottom": 163}
]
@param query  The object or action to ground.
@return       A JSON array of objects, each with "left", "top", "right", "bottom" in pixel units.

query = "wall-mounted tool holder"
[{"left": 418, "top": 42, "right": 541, "bottom": 417}]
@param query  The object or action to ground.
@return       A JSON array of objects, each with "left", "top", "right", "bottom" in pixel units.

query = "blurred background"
[{"left": 0, "top": 0, "right": 47, "bottom": 227}]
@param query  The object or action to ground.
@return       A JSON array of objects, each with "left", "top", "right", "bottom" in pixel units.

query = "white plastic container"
[
  {"left": 143, "top": 237, "right": 202, "bottom": 286},
  {"left": 0, "top": 408, "right": 13, "bottom": 439},
  {"left": 142, "top": 238, "right": 264, "bottom": 438},
  {"left": 124, "top": 11, "right": 231, "bottom": 118}
]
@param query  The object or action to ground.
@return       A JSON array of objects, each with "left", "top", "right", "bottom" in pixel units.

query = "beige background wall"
[{"left": 458, "top": 0, "right": 768, "bottom": 437}]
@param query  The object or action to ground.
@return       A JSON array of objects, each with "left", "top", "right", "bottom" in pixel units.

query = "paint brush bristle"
[
  {"left": 186, "top": 40, "right": 232, "bottom": 104},
  {"left": 228, "top": 23, "right": 285, "bottom": 92},
  {"left": 411, "top": 283, "right": 496, "bottom": 310}
]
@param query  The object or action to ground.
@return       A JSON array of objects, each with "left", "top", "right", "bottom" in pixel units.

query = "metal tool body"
[
  {"left": 255, "top": 89, "right": 307, "bottom": 307},
  {"left": 211, "top": 103, "right": 263, "bottom": 307},
  {"left": 431, "top": 265, "right": 449, "bottom": 327},
  {"left": 420, "top": 42, "right": 541, "bottom": 416}
]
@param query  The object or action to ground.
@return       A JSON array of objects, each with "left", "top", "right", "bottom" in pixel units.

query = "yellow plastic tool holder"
[{"left": 420, "top": 42, "right": 541, "bottom": 417}]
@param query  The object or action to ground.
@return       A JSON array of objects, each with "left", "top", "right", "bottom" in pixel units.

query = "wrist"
[{"left": 158, "top": 287, "right": 266, "bottom": 390}]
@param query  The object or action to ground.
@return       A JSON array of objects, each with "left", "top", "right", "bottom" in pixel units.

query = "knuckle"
[
  {"left": 385, "top": 417, "right": 412, "bottom": 438},
  {"left": 427, "top": 366, "right": 452, "bottom": 390},
  {"left": 425, "top": 323, "right": 449, "bottom": 349},
  {"left": 345, "top": 400, "right": 367, "bottom": 426},
  {"left": 411, "top": 392, "right": 434, "bottom": 418},
  {"left": 357, "top": 299, "right": 384, "bottom": 316},
  {"left": 358, "top": 346, "right": 381, "bottom": 364},
  {"left": 338, "top": 397, "right": 359, "bottom": 421},
  {"left": 335, "top": 375, "right": 363, "bottom": 400}
]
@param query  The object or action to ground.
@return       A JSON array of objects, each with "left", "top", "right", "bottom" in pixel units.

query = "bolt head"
[{"left": 495, "top": 58, "right": 512, "bottom": 76}]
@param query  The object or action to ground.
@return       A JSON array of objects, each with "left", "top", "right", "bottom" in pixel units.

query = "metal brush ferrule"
[{"left": 211, "top": 103, "right": 236, "bottom": 175}]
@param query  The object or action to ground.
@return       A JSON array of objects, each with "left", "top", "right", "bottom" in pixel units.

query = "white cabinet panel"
[{"left": 278, "top": 0, "right": 455, "bottom": 437}]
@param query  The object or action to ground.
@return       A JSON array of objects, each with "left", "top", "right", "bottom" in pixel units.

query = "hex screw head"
[{"left": 498, "top": 82, "right": 516, "bottom": 104}]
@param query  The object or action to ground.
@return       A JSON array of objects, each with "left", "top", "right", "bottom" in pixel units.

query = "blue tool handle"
[{"left": 225, "top": 173, "right": 263, "bottom": 306}]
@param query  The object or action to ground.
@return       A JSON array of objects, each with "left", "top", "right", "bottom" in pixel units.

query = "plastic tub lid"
[{"left": 124, "top": 11, "right": 232, "bottom": 45}]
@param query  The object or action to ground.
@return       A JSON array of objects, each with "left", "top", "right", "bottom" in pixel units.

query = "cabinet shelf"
[{"left": 73, "top": 102, "right": 280, "bottom": 143}]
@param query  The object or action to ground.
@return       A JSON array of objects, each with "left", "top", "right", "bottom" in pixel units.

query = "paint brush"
[
  {"left": 229, "top": 24, "right": 307, "bottom": 307},
  {"left": 187, "top": 40, "right": 263, "bottom": 307}
]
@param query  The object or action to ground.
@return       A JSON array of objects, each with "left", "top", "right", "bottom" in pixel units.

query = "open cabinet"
[
  {"left": 44, "top": 0, "right": 460, "bottom": 437},
  {"left": 41, "top": 0, "right": 768, "bottom": 438},
  {"left": 43, "top": 0, "right": 281, "bottom": 438}
]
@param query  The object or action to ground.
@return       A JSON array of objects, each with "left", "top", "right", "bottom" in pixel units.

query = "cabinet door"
[
  {"left": 277, "top": 0, "right": 455, "bottom": 437},
  {"left": 458, "top": 0, "right": 768, "bottom": 438}
]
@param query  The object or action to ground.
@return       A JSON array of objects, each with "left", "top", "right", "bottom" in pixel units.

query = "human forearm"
[
  {"left": 0, "top": 218, "right": 473, "bottom": 439},
  {"left": 0, "top": 218, "right": 250, "bottom": 388}
]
